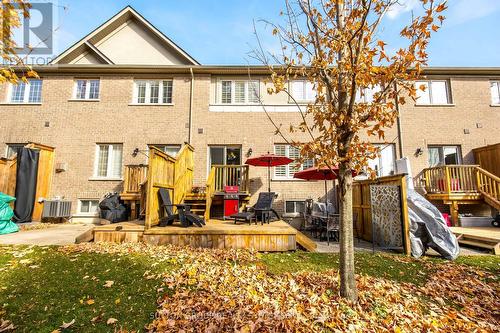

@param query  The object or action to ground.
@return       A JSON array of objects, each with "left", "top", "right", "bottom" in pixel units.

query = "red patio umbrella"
[
  {"left": 245, "top": 152, "right": 293, "bottom": 192},
  {"left": 294, "top": 166, "right": 356, "bottom": 209}
]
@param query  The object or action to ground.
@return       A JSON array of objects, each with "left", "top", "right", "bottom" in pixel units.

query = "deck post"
[{"left": 450, "top": 201, "right": 459, "bottom": 226}]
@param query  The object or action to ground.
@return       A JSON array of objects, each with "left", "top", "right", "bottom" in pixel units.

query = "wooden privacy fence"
[
  {"left": 353, "top": 174, "right": 411, "bottom": 255},
  {"left": 0, "top": 143, "right": 55, "bottom": 221},
  {"left": 144, "top": 144, "right": 194, "bottom": 229},
  {"left": 473, "top": 143, "right": 500, "bottom": 177}
]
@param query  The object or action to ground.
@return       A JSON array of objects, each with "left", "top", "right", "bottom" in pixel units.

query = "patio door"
[
  {"left": 428, "top": 145, "right": 462, "bottom": 167},
  {"left": 208, "top": 146, "right": 242, "bottom": 189}
]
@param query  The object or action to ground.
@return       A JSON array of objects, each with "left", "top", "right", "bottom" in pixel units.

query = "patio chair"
[
  {"left": 327, "top": 214, "right": 340, "bottom": 245},
  {"left": 230, "top": 192, "right": 278, "bottom": 225},
  {"left": 157, "top": 188, "right": 204, "bottom": 227}
]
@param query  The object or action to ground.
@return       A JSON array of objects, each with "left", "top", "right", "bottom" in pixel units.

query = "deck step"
[{"left": 295, "top": 230, "right": 317, "bottom": 252}]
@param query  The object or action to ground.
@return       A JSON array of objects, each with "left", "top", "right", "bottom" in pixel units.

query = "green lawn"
[
  {"left": 0, "top": 245, "right": 498, "bottom": 332},
  {"left": 0, "top": 246, "right": 174, "bottom": 332}
]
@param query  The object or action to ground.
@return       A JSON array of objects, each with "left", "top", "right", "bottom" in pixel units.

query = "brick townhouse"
[{"left": 0, "top": 6, "right": 499, "bottom": 223}]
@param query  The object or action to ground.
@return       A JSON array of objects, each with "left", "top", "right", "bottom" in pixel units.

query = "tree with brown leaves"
[
  {"left": 0, "top": 0, "right": 38, "bottom": 84},
  {"left": 254, "top": 0, "right": 446, "bottom": 301}
]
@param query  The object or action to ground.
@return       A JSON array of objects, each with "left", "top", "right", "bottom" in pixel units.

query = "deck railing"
[
  {"left": 211, "top": 165, "right": 250, "bottom": 192},
  {"left": 123, "top": 164, "right": 148, "bottom": 194},
  {"left": 422, "top": 164, "right": 499, "bottom": 209},
  {"left": 204, "top": 165, "right": 250, "bottom": 221}
]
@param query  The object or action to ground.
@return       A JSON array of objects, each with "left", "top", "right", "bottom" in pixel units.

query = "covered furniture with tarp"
[
  {"left": 0, "top": 192, "right": 18, "bottom": 235},
  {"left": 99, "top": 193, "right": 128, "bottom": 223}
]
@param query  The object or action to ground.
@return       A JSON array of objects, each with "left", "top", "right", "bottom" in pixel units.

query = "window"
[
  {"left": 74, "top": 79, "right": 100, "bottom": 100},
  {"left": 285, "top": 200, "right": 306, "bottom": 215},
  {"left": 368, "top": 144, "right": 395, "bottom": 177},
  {"left": 94, "top": 144, "right": 123, "bottom": 178},
  {"left": 133, "top": 80, "right": 173, "bottom": 104},
  {"left": 149, "top": 144, "right": 181, "bottom": 157},
  {"left": 9, "top": 79, "right": 42, "bottom": 103},
  {"left": 415, "top": 80, "right": 451, "bottom": 105},
  {"left": 219, "top": 80, "right": 259, "bottom": 104},
  {"left": 5, "top": 143, "right": 25, "bottom": 158},
  {"left": 490, "top": 81, "right": 500, "bottom": 105},
  {"left": 290, "top": 80, "right": 315, "bottom": 102},
  {"left": 356, "top": 85, "right": 382, "bottom": 103},
  {"left": 428, "top": 145, "right": 462, "bottom": 167},
  {"left": 274, "top": 144, "right": 314, "bottom": 179},
  {"left": 78, "top": 199, "right": 99, "bottom": 215}
]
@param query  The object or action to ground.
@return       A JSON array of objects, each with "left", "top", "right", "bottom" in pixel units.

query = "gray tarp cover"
[{"left": 407, "top": 186, "right": 460, "bottom": 260}]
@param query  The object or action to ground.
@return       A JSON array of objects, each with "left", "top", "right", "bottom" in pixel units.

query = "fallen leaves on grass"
[
  {"left": 0, "top": 319, "right": 14, "bottom": 332},
  {"left": 106, "top": 318, "right": 118, "bottom": 325},
  {"left": 59, "top": 319, "right": 75, "bottom": 329},
  {"left": 103, "top": 280, "right": 114, "bottom": 288},
  {"left": 59, "top": 243, "right": 499, "bottom": 332}
]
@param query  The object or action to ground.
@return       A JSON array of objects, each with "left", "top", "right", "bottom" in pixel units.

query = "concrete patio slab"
[{"left": 0, "top": 223, "right": 95, "bottom": 246}]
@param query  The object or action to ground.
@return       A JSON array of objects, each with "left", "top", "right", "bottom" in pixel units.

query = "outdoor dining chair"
[{"left": 327, "top": 214, "right": 340, "bottom": 245}]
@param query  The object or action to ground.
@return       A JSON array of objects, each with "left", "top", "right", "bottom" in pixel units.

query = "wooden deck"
[
  {"left": 94, "top": 219, "right": 297, "bottom": 252},
  {"left": 450, "top": 226, "right": 500, "bottom": 255}
]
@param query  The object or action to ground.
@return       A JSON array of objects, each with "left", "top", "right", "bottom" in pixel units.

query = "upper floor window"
[
  {"left": 290, "top": 80, "right": 315, "bottom": 102},
  {"left": 9, "top": 79, "right": 42, "bottom": 103},
  {"left": 428, "top": 145, "right": 461, "bottom": 167},
  {"left": 368, "top": 143, "right": 395, "bottom": 177},
  {"left": 94, "top": 144, "right": 123, "bottom": 179},
  {"left": 490, "top": 81, "right": 500, "bottom": 105},
  {"left": 415, "top": 80, "right": 451, "bottom": 105},
  {"left": 220, "top": 80, "right": 259, "bottom": 104},
  {"left": 133, "top": 80, "right": 173, "bottom": 104},
  {"left": 74, "top": 79, "right": 100, "bottom": 100},
  {"left": 274, "top": 144, "right": 314, "bottom": 179},
  {"left": 356, "top": 85, "right": 382, "bottom": 104}
]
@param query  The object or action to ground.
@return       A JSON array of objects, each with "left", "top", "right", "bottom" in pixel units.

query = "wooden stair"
[
  {"left": 296, "top": 230, "right": 317, "bottom": 252},
  {"left": 183, "top": 192, "right": 207, "bottom": 217}
]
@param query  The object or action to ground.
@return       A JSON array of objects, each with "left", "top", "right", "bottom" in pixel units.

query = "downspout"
[
  {"left": 394, "top": 81, "right": 404, "bottom": 159},
  {"left": 188, "top": 67, "right": 194, "bottom": 145}
]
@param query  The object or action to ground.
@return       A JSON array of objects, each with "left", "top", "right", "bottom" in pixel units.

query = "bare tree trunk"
[{"left": 338, "top": 162, "right": 357, "bottom": 301}]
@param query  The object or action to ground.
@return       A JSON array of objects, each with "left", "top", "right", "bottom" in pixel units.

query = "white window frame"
[
  {"left": 415, "top": 80, "right": 452, "bottom": 105},
  {"left": 428, "top": 145, "right": 462, "bottom": 167},
  {"left": 356, "top": 85, "right": 383, "bottom": 104},
  {"left": 284, "top": 200, "right": 306, "bottom": 217},
  {"left": 368, "top": 143, "right": 396, "bottom": 177},
  {"left": 73, "top": 79, "right": 100, "bottom": 100},
  {"left": 289, "top": 80, "right": 316, "bottom": 103},
  {"left": 148, "top": 144, "right": 181, "bottom": 158},
  {"left": 490, "top": 81, "right": 500, "bottom": 105},
  {"left": 218, "top": 79, "right": 260, "bottom": 104},
  {"left": 4, "top": 143, "right": 25, "bottom": 158},
  {"left": 132, "top": 80, "right": 173, "bottom": 104},
  {"left": 93, "top": 144, "right": 123, "bottom": 179},
  {"left": 8, "top": 79, "right": 43, "bottom": 103},
  {"left": 77, "top": 199, "right": 100, "bottom": 216},
  {"left": 273, "top": 144, "right": 314, "bottom": 180}
]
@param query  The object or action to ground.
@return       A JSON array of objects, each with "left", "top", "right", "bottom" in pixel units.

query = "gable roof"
[{"left": 51, "top": 6, "right": 199, "bottom": 66}]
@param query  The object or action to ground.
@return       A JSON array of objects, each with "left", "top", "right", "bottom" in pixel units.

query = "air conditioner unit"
[{"left": 42, "top": 200, "right": 72, "bottom": 218}]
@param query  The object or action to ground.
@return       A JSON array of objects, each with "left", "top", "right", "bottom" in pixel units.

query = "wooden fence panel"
[
  {"left": 473, "top": 143, "right": 500, "bottom": 177},
  {"left": 352, "top": 174, "right": 411, "bottom": 255},
  {"left": 28, "top": 143, "right": 55, "bottom": 221}
]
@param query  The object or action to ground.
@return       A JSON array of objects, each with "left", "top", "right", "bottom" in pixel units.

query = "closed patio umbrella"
[{"left": 245, "top": 152, "right": 293, "bottom": 192}]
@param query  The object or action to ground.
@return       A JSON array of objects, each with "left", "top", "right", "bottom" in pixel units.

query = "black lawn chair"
[
  {"left": 158, "top": 188, "right": 204, "bottom": 227},
  {"left": 230, "top": 192, "right": 279, "bottom": 225}
]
